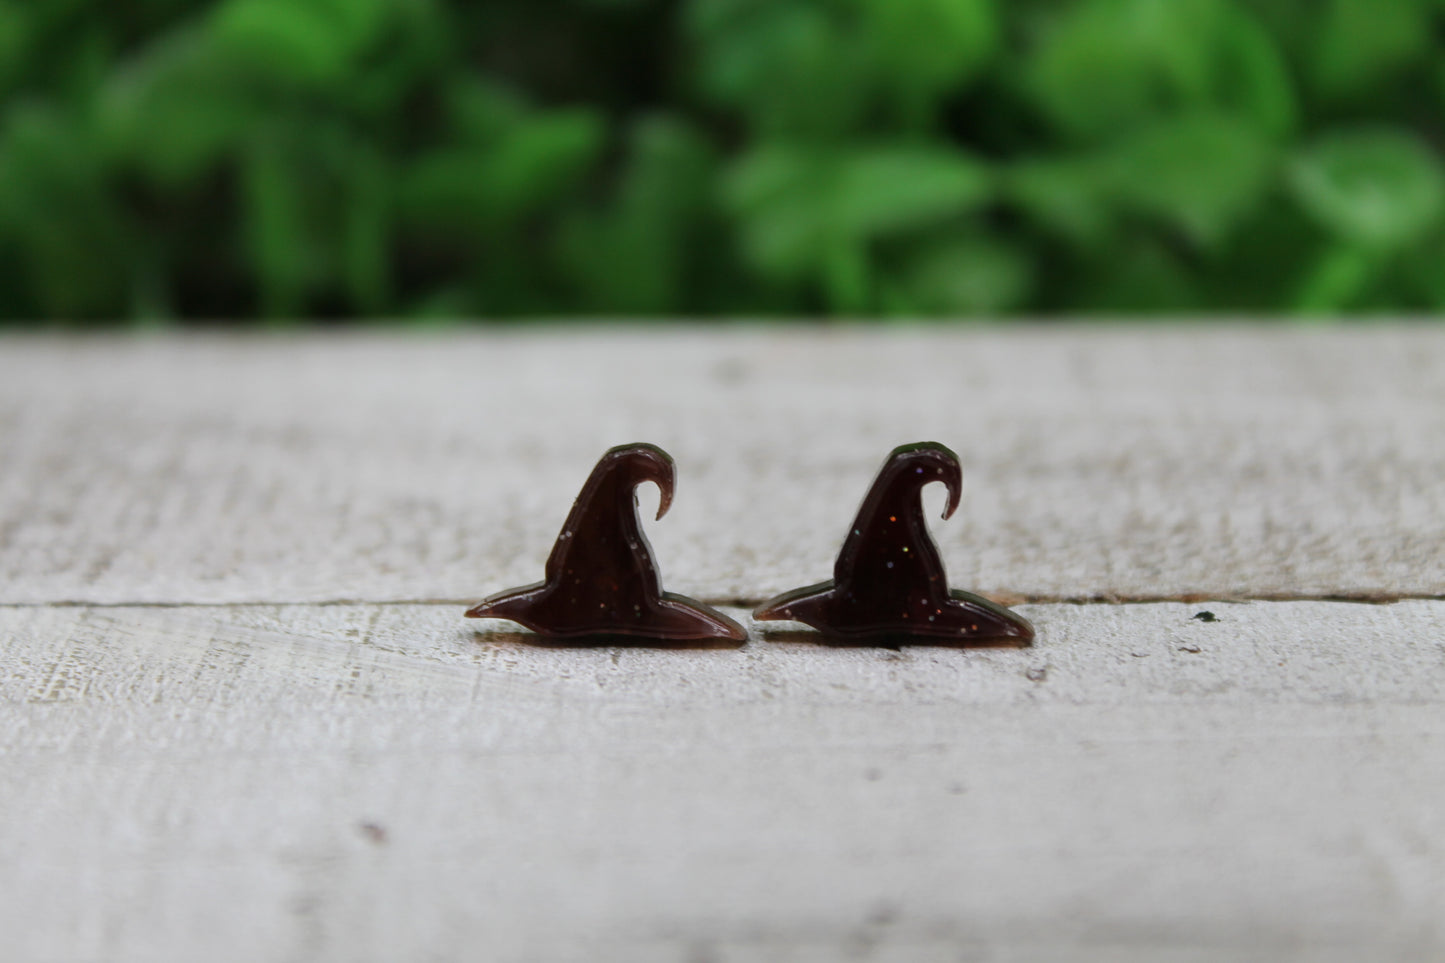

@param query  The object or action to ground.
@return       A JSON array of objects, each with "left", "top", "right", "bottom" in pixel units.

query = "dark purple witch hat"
[
  {"left": 466, "top": 443, "right": 746, "bottom": 643},
  {"left": 753, "top": 442, "right": 1033, "bottom": 645}
]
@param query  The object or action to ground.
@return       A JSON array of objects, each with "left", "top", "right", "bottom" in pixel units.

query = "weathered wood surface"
[
  {"left": 3, "top": 601, "right": 1444, "bottom": 962},
  {"left": 2, "top": 326, "right": 1444, "bottom": 961},
  {"left": 0, "top": 326, "right": 1441, "bottom": 605}
]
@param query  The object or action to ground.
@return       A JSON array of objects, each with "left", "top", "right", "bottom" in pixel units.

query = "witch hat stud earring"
[
  {"left": 466, "top": 443, "right": 746, "bottom": 643},
  {"left": 753, "top": 442, "right": 1033, "bottom": 645}
]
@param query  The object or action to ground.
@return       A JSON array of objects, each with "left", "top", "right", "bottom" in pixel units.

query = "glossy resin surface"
[
  {"left": 754, "top": 442, "right": 1034, "bottom": 645},
  {"left": 466, "top": 443, "right": 746, "bottom": 643}
]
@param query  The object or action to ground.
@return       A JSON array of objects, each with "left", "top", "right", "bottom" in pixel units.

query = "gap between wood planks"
[{"left": 1, "top": 591, "right": 1440, "bottom": 610}]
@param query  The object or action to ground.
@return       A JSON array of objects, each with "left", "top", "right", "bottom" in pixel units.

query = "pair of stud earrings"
[{"left": 465, "top": 442, "right": 1035, "bottom": 646}]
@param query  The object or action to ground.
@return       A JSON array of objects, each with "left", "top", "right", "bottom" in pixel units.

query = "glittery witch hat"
[
  {"left": 754, "top": 442, "right": 1033, "bottom": 645},
  {"left": 467, "top": 443, "right": 746, "bottom": 643}
]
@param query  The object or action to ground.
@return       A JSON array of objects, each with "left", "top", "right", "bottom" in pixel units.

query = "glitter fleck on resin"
[
  {"left": 753, "top": 442, "right": 1034, "bottom": 645},
  {"left": 466, "top": 443, "right": 746, "bottom": 643}
]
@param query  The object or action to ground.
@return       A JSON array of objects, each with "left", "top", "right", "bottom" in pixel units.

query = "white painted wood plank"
[
  {"left": 2, "top": 601, "right": 1443, "bottom": 961},
  {"left": 0, "top": 326, "right": 1441, "bottom": 605}
]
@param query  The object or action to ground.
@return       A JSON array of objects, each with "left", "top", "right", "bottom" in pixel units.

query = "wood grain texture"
[
  {"left": 3, "top": 601, "right": 1443, "bottom": 962},
  {"left": 0, "top": 325, "right": 1441, "bottom": 605},
  {"left": 3, "top": 326, "right": 1442, "bottom": 961}
]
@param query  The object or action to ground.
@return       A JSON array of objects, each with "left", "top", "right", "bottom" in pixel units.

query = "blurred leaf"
[
  {"left": 1244, "top": 0, "right": 1316, "bottom": 57},
  {"left": 1311, "top": 0, "right": 1430, "bottom": 99},
  {"left": 726, "top": 144, "right": 992, "bottom": 269},
  {"left": 1202, "top": 203, "right": 1321, "bottom": 310},
  {"left": 1005, "top": 158, "right": 1113, "bottom": 243},
  {"left": 485, "top": 111, "right": 605, "bottom": 220},
  {"left": 1289, "top": 129, "right": 1445, "bottom": 249},
  {"left": 856, "top": 0, "right": 997, "bottom": 123},
  {"left": 342, "top": 143, "right": 392, "bottom": 315},
  {"left": 1212, "top": 4, "right": 1297, "bottom": 138},
  {"left": 692, "top": 0, "right": 995, "bottom": 135},
  {"left": 211, "top": 0, "right": 394, "bottom": 89},
  {"left": 560, "top": 117, "right": 717, "bottom": 313},
  {"left": 1293, "top": 245, "right": 1380, "bottom": 312},
  {"left": 1075, "top": 238, "right": 1200, "bottom": 312},
  {"left": 1007, "top": 113, "right": 1278, "bottom": 250},
  {"left": 726, "top": 144, "right": 992, "bottom": 309},
  {"left": 310, "top": 0, "right": 392, "bottom": 50},
  {"left": 687, "top": 0, "right": 865, "bottom": 137},
  {"left": 1026, "top": 0, "right": 1219, "bottom": 138},
  {"left": 99, "top": 27, "right": 256, "bottom": 186},
  {"left": 1398, "top": 230, "right": 1445, "bottom": 309},
  {"left": 402, "top": 108, "right": 604, "bottom": 229},
  {"left": 1101, "top": 113, "right": 1278, "bottom": 248},
  {"left": 0, "top": 3, "right": 32, "bottom": 95},
  {"left": 445, "top": 78, "right": 530, "bottom": 145},
  {"left": 1025, "top": 0, "right": 1295, "bottom": 141},
  {"left": 834, "top": 147, "right": 994, "bottom": 236},
  {"left": 884, "top": 235, "right": 1033, "bottom": 315},
  {"left": 241, "top": 131, "right": 313, "bottom": 319},
  {"left": 0, "top": 104, "right": 129, "bottom": 318},
  {"left": 723, "top": 147, "right": 826, "bottom": 278},
  {"left": 212, "top": 0, "right": 349, "bottom": 88}
]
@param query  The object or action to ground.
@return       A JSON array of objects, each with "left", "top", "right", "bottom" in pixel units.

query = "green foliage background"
[{"left": 2, "top": 0, "right": 1445, "bottom": 322}]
